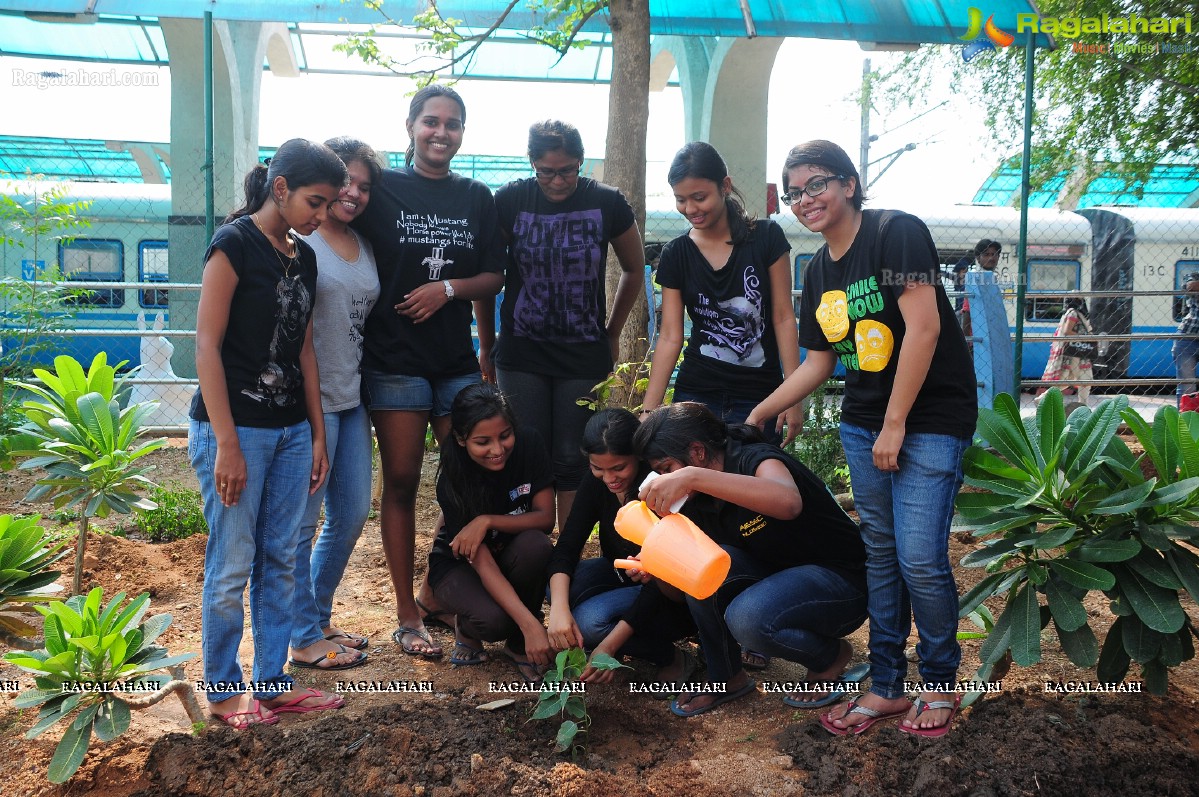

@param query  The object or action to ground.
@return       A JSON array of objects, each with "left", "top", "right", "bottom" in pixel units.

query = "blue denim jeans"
[
  {"left": 689, "top": 546, "right": 867, "bottom": 683},
  {"left": 673, "top": 387, "right": 782, "bottom": 446},
  {"left": 190, "top": 419, "right": 312, "bottom": 706},
  {"left": 291, "top": 404, "right": 373, "bottom": 647},
  {"left": 840, "top": 422, "right": 969, "bottom": 699},
  {"left": 566, "top": 558, "right": 693, "bottom": 667}
]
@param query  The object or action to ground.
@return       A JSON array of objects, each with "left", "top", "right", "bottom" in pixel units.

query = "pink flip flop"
[
  {"left": 268, "top": 687, "right": 346, "bottom": 714},
  {"left": 897, "top": 694, "right": 962, "bottom": 738},
  {"left": 820, "top": 698, "right": 910, "bottom": 736},
  {"left": 210, "top": 698, "right": 279, "bottom": 729}
]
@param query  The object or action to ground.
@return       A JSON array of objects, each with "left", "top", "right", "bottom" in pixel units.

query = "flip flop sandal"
[
  {"left": 898, "top": 694, "right": 962, "bottom": 738},
  {"left": 289, "top": 644, "right": 368, "bottom": 671},
  {"left": 819, "top": 698, "right": 910, "bottom": 736},
  {"left": 652, "top": 647, "right": 702, "bottom": 700},
  {"left": 210, "top": 698, "right": 279, "bottom": 729},
  {"left": 511, "top": 658, "right": 547, "bottom": 685},
  {"left": 670, "top": 680, "right": 757, "bottom": 718},
  {"left": 269, "top": 687, "right": 346, "bottom": 714},
  {"left": 324, "top": 630, "right": 369, "bottom": 651},
  {"left": 783, "top": 662, "right": 871, "bottom": 710},
  {"left": 449, "top": 641, "right": 488, "bottom": 666},
  {"left": 741, "top": 650, "right": 771, "bottom": 670},
  {"left": 416, "top": 598, "right": 455, "bottom": 632},
  {"left": 393, "top": 626, "right": 443, "bottom": 658}
]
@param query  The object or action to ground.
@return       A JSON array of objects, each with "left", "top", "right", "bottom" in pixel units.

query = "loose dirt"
[{"left": 2, "top": 437, "right": 1199, "bottom": 796}]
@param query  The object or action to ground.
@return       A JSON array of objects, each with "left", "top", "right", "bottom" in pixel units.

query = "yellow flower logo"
[
  {"left": 855, "top": 319, "right": 894, "bottom": 372},
  {"left": 816, "top": 290, "right": 849, "bottom": 342}
]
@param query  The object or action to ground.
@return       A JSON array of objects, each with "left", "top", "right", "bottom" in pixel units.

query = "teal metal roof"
[
  {"left": 973, "top": 156, "right": 1199, "bottom": 209},
  {"left": 0, "top": 0, "right": 1053, "bottom": 68}
]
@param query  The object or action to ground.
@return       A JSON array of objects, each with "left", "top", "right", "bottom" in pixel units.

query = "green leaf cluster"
[
  {"left": 3, "top": 588, "right": 195, "bottom": 783},
  {"left": 0, "top": 514, "right": 68, "bottom": 641},
  {"left": 957, "top": 389, "right": 1199, "bottom": 693},
  {"left": 530, "top": 648, "right": 626, "bottom": 758},
  {"left": 133, "top": 485, "right": 207, "bottom": 543}
]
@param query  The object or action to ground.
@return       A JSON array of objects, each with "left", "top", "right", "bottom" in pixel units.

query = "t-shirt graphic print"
[
  {"left": 511, "top": 207, "right": 604, "bottom": 343},
  {"left": 696, "top": 265, "right": 767, "bottom": 368}
]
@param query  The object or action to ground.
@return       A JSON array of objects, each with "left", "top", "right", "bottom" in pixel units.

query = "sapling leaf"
[
  {"left": 1055, "top": 621, "right": 1098, "bottom": 667},
  {"left": 1096, "top": 619, "right": 1131, "bottom": 683},
  {"left": 554, "top": 720, "right": 580, "bottom": 753},
  {"left": 588, "top": 651, "right": 627, "bottom": 671},
  {"left": 93, "top": 698, "right": 130, "bottom": 742}
]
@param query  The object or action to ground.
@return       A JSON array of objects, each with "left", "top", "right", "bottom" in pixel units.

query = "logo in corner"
[{"left": 959, "top": 7, "right": 1015, "bottom": 61}]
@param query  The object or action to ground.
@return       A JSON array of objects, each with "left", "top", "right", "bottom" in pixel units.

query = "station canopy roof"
[
  {"left": 0, "top": 1, "right": 1051, "bottom": 82},
  {"left": 974, "top": 155, "right": 1199, "bottom": 209}
]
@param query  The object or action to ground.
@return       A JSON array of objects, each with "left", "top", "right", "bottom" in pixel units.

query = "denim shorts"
[{"left": 362, "top": 369, "right": 480, "bottom": 416}]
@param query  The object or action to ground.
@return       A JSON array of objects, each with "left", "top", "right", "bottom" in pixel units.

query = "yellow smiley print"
[
  {"left": 816, "top": 290, "right": 849, "bottom": 342},
  {"left": 855, "top": 319, "right": 894, "bottom": 372}
]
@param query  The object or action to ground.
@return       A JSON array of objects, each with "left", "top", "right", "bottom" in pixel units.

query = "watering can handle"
[{"left": 613, "top": 559, "right": 642, "bottom": 571}]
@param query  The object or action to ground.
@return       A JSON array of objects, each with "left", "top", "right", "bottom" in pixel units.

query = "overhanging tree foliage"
[
  {"left": 337, "top": 0, "right": 651, "bottom": 363},
  {"left": 875, "top": 0, "right": 1198, "bottom": 199}
]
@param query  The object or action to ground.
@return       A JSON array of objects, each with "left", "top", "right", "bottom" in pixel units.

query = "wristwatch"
[{"left": 443, "top": 279, "right": 455, "bottom": 299}]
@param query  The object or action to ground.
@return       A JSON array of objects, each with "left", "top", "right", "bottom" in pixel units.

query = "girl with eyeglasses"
[
  {"left": 749, "top": 140, "right": 976, "bottom": 738},
  {"left": 353, "top": 85, "right": 505, "bottom": 659},
  {"left": 478, "top": 120, "right": 646, "bottom": 532},
  {"left": 640, "top": 142, "right": 804, "bottom": 448}
]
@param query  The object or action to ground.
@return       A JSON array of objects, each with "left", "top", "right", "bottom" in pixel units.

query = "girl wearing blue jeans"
[
  {"left": 636, "top": 403, "right": 868, "bottom": 718},
  {"left": 546, "top": 408, "right": 696, "bottom": 685},
  {"left": 190, "top": 139, "right": 347, "bottom": 728},
  {"left": 749, "top": 140, "right": 977, "bottom": 737},
  {"left": 288, "top": 137, "right": 383, "bottom": 670}
]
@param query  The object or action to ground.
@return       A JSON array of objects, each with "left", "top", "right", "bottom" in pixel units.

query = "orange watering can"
[{"left": 612, "top": 501, "right": 730, "bottom": 600}]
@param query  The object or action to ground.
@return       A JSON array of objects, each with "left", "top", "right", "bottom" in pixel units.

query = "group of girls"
[{"left": 189, "top": 78, "right": 976, "bottom": 738}]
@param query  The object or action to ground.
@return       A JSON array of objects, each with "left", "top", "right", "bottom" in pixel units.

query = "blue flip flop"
[
  {"left": 782, "top": 662, "right": 871, "bottom": 709},
  {"left": 670, "top": 680, "right": 757, "bottom": 718}
]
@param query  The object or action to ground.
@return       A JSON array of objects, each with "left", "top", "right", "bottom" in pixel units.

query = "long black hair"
[
  {"left": 405, "top": 84, "right": 467, "bottom": 167},
  {"left": 580, "top": 407, "right": 639, "bottom": 457},
  {"left": 632, "top": 402, "right": 762, "bottom": 466},
  {"left": 668, "top": 141, "right": 755, "bottom": 245},
  {"left": 225, "top": 138, "right": 347, "bottom": 223},
  {"left": 437, "top": 382, "right": 519, "bottom": 521}
]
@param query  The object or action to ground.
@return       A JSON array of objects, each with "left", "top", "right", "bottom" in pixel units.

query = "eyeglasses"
[
  {"left": 534, "top": 164, "right": 581, "bottom": 182},
  {"left": 781, "top": 175, "right": 847, "bottom": 206}
]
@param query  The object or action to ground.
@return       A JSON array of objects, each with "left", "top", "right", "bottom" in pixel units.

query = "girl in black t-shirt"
[
  {"left": 634, "top": 402, "right": 869, "bottom": 718},
  {"left": 546, "top": 409, "right": 697, "bottom": 685},
  {"left": 750, "top": 140, "right": 976, "bottom": 738},
  {"left": 481, "top": 120, "right": 646, "bottom": 534},
  {"left": 641, "top": 142, "right": 803, "bottom": 447},
  {"left": 190, "top": 139, "right": 348, "bottom": 728},
  {"left": 353, "top": 85, "right": 505, "bottom": 658},
  {"left": 426, "top": 383, "right": 555, "bottom": 683}
]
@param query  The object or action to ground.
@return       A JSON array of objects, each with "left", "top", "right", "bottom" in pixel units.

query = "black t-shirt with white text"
[
  {"left": 681, "top": 440, "right": 866, "bottom": 578},
  {"left": 494, "top": 177, "right": 636, "bottom": 377},
  {"left": 656, "top": 219, "right": 791, "bottom": 400},
  {"left": 189, "top": 216, "right": 317, "bottom": 428},
  {"left": 797, "top": 210, "right": 977, "bottom": 438},
  {"left": 354, "top": 167, "right": 504, "bottom": 379}
]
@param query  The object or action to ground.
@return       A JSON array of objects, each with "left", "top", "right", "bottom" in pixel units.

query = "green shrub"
[
  {"left": 134, "top": 485, "right": 207, "bottom": 542},
  {"left": 786, "top": 380, "right": 848, "bottom": 493}
]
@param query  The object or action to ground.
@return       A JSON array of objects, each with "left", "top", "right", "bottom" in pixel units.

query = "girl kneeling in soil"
[
  {"left": 634, "top": 403, "right": 868, "bottom": 718},
  {"left": 546, "top": 408, "right": 697, "bottom": 685},
  {"left": 426, "top": 383, "right": 555, "bottom": 682},
  {"left": 190, "top": 140, "right": 348, "bottom": 728}
]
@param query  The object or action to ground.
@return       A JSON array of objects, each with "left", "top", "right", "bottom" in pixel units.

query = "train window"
[
  {"left": 1174, "top": 261, "right": 1199, "bottom": 322},
  {"left": 58, "top": 239, "right": 124, "bottom": 308},
  {"left": 1023, "top": 259, "right": 1081, "bottom": 321},
  {"left": 139, "top": 241, "right": 169, "bottom": 308},
  {"left": 793, "top": 254, "right": 812, "bottom": 315}
]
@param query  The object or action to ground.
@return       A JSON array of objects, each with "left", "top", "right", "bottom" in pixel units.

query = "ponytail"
[{"left": 224, "top": 163, "right": 271, "bottom": 223}]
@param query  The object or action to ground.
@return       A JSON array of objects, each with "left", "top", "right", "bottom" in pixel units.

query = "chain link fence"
[{"left": 3, "top": 162, "right": 1197, "bottom": 433}]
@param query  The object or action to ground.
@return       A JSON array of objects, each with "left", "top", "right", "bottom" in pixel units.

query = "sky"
[{"left": 0, "top": 34, "right": 1006, "bottom": 210}]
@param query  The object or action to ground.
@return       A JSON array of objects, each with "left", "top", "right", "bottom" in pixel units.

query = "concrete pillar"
[
  {"left": 158, "top": 18, "right": 278, "bottom": 377},
  {"left": 653, "top": 36, "right": 783, "bottom": 219}
]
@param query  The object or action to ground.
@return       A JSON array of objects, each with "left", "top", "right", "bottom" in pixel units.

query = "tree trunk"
[
  {"left": 604, "top": 0, "right": 651, "bottom": 366},
  {"left": 73, "top": 516, "right": 89, "bottom": 596}
]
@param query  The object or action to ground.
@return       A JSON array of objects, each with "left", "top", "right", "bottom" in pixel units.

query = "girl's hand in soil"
[
  {"left": 521, "top": 623, "right": 553, "bottom": 667},
  {"left": 547, "top": 604, "right": 585, "bottom": 651},
  {"left": 451, "top": 516, "right": 491, "bottom": 562},
  {"left": 214, "top": 444, "right": 247, "bottom": 507}
]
